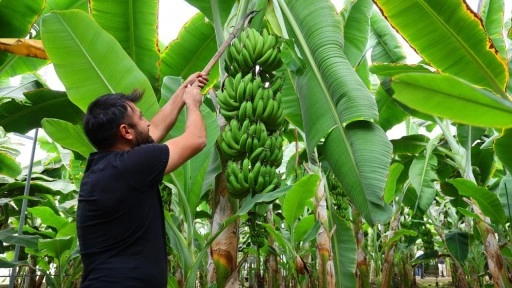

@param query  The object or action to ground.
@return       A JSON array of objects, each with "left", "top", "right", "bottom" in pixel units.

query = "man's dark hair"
[{"left": 84, "top": 90, "right": 143, "bottom": 151}]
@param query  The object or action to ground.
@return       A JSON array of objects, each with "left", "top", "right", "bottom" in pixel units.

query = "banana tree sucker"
[
  {"left": 380, "top": 205, "right": 401, "bottom": 288},
  {"left": 436, "top": 118, "right": 511, "bottom": 288},
  {"left": 266, "top": 208, "right": 279, "bottom": 288},
  {"left": 352, "top": 207, "right": 370, "bottom": 288},
  {"left": 315, "top": 177, "right": 335, "bottom": 287}
]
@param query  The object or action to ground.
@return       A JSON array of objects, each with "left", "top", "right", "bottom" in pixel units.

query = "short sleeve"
[{"left": 118, "top": 144, "right": 170, "bottom": 190}]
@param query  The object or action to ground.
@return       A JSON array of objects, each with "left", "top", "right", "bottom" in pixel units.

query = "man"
[
  {"left": 77, "top": 72, "right": 208, "bottom": 287},
  {"left": 438, "top": 255, "right": 447, "bottom": 277},
  {"left": 415, "top": 249, "right": 425, "bottom": 279}
]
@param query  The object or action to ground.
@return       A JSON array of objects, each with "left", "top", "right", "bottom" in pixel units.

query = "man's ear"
[{"left": 119, "top": 124, "right": 133, "bottom": 140}]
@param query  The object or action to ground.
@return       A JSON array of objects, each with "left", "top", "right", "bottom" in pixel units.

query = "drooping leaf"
[
  {"left": 479, "top": 0, "right": 507, "bottom": 60},
  {"left": 449, "top": 178, "right": 507, "bottom": 225},
  {"left": 161, "top": 79, "right": 220, "bottom": 215},
  {"left": 384, "top": 162, "right": 404, "bottom": 204},
  {"left": 91, "top": 0, "right": 160, "bottom": 90},
  {"left": 293, "top": 215, "right": 314, "bottom": 243},
  {"left": 373, "top": 0, "right": 508, "bottom": 93},
  {"left": 369, "top": 7, "right": 406, "bottom": 64},
  {"left": 332, "top": 213, "right": 357, "bottom": 288},
  {"left": 445, "top": 231, "right": 469, "bottom": 263},
  {"left": 495, "top": 128, "right": 512, "bottom": 172},
  {"left": 160, "top": 13, "right": 219, "bottom": 91},
  {"left": 0, "top": 228, "right": 40, "bottom": 250},
  {"left": 41, "top": 10, "right": 159, "bottom": 118},
  {"left": 498, "top": 175, "right": 512, "bottom": 220},
  {"left": 384, "top": 229, "right": 417, "bottom": 248},
  {"left": 28, "top": 206, "right": 68, "bottom": 231},
  {"left": 38, "top": 236, "right": 74, "bottom": 260},
  {"left": 370, "top": 63, "right": 431, "bottom": 77},
  {"left": 343, "top": 0, "right": 373, "bottom": 67},
  {"left": 391, "top": 134, "right": 429, "bottom": 155},
  {"left": 392, "top": 73, "right": 512, "bottom": 128},
  {"left": 283, "top": 174, "right": 320, "bottom": 229},
  {"left": 375, "top": 85, "right": 408, "bottom": 131},
  {"left": 0, "top": 258, "right": 22, "bottom": 268},
  {"left": 409, "top": 135, "right": 440, "bottom": 212},
  {"left": 0, "top": 152, "right": 21, "bottom": 178},
  {"left": 456, "top": 125, "right": 486, "bottom": 149},
  {"left": 238, "top": 185, "right": 291, "bottom": 215},
  {"left": 0, "top": 80, "right": 43, "bottom": 99},
  {"left": 41, "top": 118, "right": 95, "bottom": 158},
  {"left": 0, "top": 89, "right": 83, "bottom": 134}
]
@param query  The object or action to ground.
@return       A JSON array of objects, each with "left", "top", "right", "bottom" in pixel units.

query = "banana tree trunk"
[
  {"left": 381, "top": 207, "right": 400, "bottom": 287},
  {"left": 352, "top": 208, "right": 370, "bottom": 288},
  {"left": 315, "top": 178, "right": 335, "bottom": 287},
  {"left": 473, "top": 202, "right": 512, "bottom": 288},
  {"left": 267, "top": 209, "right": 278, "bottom": 288},
  {"left": 209, "top": 171, "right": 239, "bottom": 287}
]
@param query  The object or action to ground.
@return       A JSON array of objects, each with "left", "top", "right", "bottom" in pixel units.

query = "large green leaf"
[
  {"left": 0, "top": 0, "right": 45, "bottom": 77},
  {"left": 342, "top": 0, "right": 373, "bottom": 67},
  {"left": 495, "top": 128, "right": 512, "bottom": 172},
  {"left": 282, "top": 174, "right": 320, "bottom": 229},
  {"left": 163, "top": 80, "right": 220, "bottom": 214},
  {"left": 498, "top": 175, "right": 512, "bottom": 220},
  {"left": 445, "top": 231, "right": 469, "bottom": 263},
  {"left": 280, "top": 0, "right": 378, "bottom": 129},
  {"left": 332, "top": 213, "right": 357, "bottom": 288},
  {"left": 41, "top": 10, "right": 160, "bottom": 118},
  {"left": 0, "top": 55, "right": 48, "bottom": 80},
  {"left": 160, "top": 13, "right": 219, "bottom": 90},
  {"left": 409, "top": 135, "right": 440, "bottom": 212},
  {"left": 91, "top": 0, "right": 160, "bottom": 90},
  {"left": 373, "top": 0, "right": 508, "bottom": 94},
  {"left": 38, "top": 236, "right": 73, "bottom": 261},
  {"left": 0, "top": 0, "right": 44, "bottom": 38},
  {"left": 0, "top": 152, "right": 21, "bottom": 178},
  {"left": 184, "top": 0, "right": 235, "bottom": 25},
  {"left": 480, "top": 0, "right": 507, "bottom": 60},
  {"left": 369, "top": 7, "right": 406, "bottom": 64},
  {"left": 28, "top": 206, "right": 68, "bottom": 231},
  {"left": 375, "top": 85, "right": 408, "bottom": 132},
  {"left": 449, "top": 178, "right": 507, "bottom": 225},
  {"left": 41, "top": 118, "right": 96, "bottom": 158},
  {"left": 0, "top": 88, "right": 83, "bottom": 134},
  {"left": 391, "top": 134, "right": 429, "bottom": 155},
  {"left": 0, "top": 228, "right": 40, "bottom": 250},
  {"left": 384, "top": 162, "right": 404, "bottom": 204},
  {"left": 392, "top": 73, "right": 512, "bottom": 128}
]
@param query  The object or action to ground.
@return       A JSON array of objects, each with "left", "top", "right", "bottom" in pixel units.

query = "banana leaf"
[
  {"left": 90, "top": 0, "right": 160, "bottom": 90},
  {"left": 409, "top": 135, "right": 440, "bottom": 212},
  {"left": 342, "top": 0, "right": 373, "bottom": 67},
  {"left": 0, "top": 152, "right": 21, "bottom": 178},
  {"left": 332, "top": 213, "right": 357, "bottom": 288},
  {"left": 369, "top": 8, "right": 406, "bottom": 64},
  {"left": 0, "top": 89, "right": 83, "bottom": 134},
  {"left": 373, "top": 0, "right": 508, "bottom": 95},
  {"left": 495, "top": 128, "right": 512, "bottom": 172},
  {"left": 479, "top": 0, "right": 507, "bottom": 60},
  {"left": 449, "top": 178, "right": 507, "bottom": 225},
  {"left": 282, "top": 174, "right": 320, "bottom": 230},
  {"left": 163, "top": 78, "right": 220, "bottom": 215},
  {"left": 391, "top": 73, "right": 512, "bottom": 128},
  {"left": 279, "top": 0, "right": 392, "bottom": 224},
  {"left": 375, "top": 85, "right": 408, "bottom": 131},
  {"left": 41, "top": 119, "right": 95, "bottom": 158},
  {"left": 184, "top": 0, "right": 235, "bottom": 25},
  {"left": 0, "top": 0, "right": 45, "bottom": 77},
  {"left": 160, "top": 13, "right": 219, "bottom": 91},
  {"left": 498, "top": 175, "right": 512, "bottom": 220},
  {"left": 41, "top": 10, "right": 160, "bottom": 118}
]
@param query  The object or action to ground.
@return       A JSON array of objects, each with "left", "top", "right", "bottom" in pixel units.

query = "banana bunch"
[
  {"left": 226, "top": 158, "right": 280, "bottom": 199},
  {"left": 218, "top": 27, "right": 287, "bottom": 199},
  {"left": 225, "top": 28, "right": 282, "bottom": 76}
]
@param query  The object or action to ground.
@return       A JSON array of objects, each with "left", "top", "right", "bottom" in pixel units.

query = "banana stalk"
[{"left": 266, "top": 208, "right": 279, "bottom": 288}]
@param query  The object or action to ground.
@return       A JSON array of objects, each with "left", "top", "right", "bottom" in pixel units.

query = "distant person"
[
  {"left": 438, "top": 256, "right": 447, "bottom": 277},
  {"left": 415, "top": 249, "right": 425, "bottom": 279}
]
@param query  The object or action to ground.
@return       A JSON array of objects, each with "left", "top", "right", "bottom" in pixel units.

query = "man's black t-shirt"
[{"left": 77, "top": 144, "right": 169, "bottom": 287}]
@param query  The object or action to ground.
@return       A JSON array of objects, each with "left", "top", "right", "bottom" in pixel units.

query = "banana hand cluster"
[
  {"left": 226, "top": 159, "right": 280, "bottom": 199},
  {"left": 218, "top": 27, "right": 287, "bottom": 199},
  {"left": 225, "top": 28, "right": 283, "bottom": 76}
]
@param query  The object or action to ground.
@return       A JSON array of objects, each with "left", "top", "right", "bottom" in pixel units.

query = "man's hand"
[
  {"left": 183, "top": 72, "right": 209, "bottom": 89},
  {"left": 183, "top": 85, "right": 203, "bottom": 108}
]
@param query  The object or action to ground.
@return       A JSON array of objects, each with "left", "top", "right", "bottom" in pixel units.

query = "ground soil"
[{"left": 416, "top": 276, "right": 453, "bottom": 287}]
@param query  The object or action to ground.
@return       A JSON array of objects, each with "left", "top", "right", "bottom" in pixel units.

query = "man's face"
[{"left": 126, "top": 103, "right": 154, "bottom": 146}]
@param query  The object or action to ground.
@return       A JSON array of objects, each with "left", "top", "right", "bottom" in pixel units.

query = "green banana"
[
  {"left": 238, "top": 101, "right": 248, "bottom": 120},
  {"left": 250, "top": 147, "right": 264, "bottom": 164}
]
